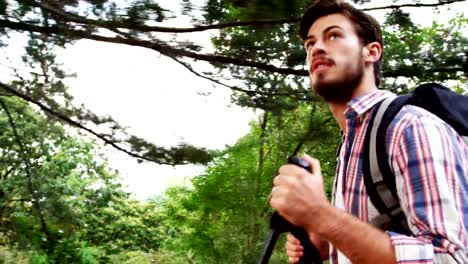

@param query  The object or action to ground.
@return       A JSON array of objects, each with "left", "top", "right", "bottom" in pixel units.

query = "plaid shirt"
[{"left": 330, "top": 90, "right": 468, "bottom": 263}]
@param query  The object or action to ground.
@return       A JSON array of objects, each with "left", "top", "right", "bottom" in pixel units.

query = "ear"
[{"left": 362, "top": 41, "right": 382, "bottom": 64}]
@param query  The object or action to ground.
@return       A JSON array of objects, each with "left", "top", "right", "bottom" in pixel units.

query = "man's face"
[{"left": 304, "top": 14, "right": 365, "bottom": 103}]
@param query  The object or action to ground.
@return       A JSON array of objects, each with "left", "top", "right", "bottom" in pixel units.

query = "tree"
[
  {"left": 1, "top": 0, "right": 467, "bottom": 262},
  {"left": 147, "top": 2, "right": 467, "bottom": 262},
  {"left": 0, "top": 0, "right": 466, "bottom": 166},
  {"left": 0, "top": 96, "right": 165, "bottom": 262},
  {"left": 156, "top": 102, "right": 339, "bottom": 263}
]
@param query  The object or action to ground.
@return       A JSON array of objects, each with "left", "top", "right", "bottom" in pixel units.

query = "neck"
[
  {"left": 329, "top": 103, "right": 348, "bottom": 132},
  {"left": 328, "top": 76, "right": 378, "bottom": 133}
]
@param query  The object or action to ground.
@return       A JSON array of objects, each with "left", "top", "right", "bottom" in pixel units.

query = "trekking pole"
[{"left": 258, "top": 156, "right": 322, "bottom": 264}]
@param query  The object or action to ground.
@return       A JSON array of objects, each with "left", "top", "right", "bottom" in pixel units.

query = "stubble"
[{"left": 312, "top": 55, "right": 364, "bottom": 104}]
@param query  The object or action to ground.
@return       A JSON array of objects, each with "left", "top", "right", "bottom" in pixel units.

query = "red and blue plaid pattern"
[{"left": 330, "top": 90, "right": 468, "bottom": 263}]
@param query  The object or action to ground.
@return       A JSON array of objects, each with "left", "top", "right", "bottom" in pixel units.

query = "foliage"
[
  {"left": 0, "top": 0, "right": 212, "bottom": 165},
  {"left": 0, "top": 96, "right": 164, "bottom": 261},
  {"left": 0, "top": 0, "right": 467, "bottom": 262},
  {"left": 0, "top": 0, "right": 468, "bottom": 164},
  {"left": 1, "top": 0, "right": 465, "bottom": 164},
  {"left": 382, "top": 10, "right": 468, "bottom": 92},
  {"left": 206, "top": 0, "right": 467, "bottom": 108},
  {"left": 150, "top": 1, "right": 467, "bottom": 262},
  {"left": 157, "top": 102, "right": 339, "bottom": 263}
]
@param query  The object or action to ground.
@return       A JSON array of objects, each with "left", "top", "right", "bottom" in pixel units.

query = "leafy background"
[{"left": 0, "top": 0, "right": 467, "bottom": 263}]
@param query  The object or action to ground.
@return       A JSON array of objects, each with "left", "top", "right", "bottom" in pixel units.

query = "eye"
[
  {"left": 329, "top": 32, "right": 340, "bottom": 40},
  {"left": 305, "top": 40, "right": 315, "bottom": 49}
]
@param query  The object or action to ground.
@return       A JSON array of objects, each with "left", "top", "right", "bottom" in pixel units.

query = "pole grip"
[{"left": 288, "top": 156, "right": 322, "bottom": 264}]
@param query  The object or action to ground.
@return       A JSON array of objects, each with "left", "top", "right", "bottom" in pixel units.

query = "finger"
[
  {"left": 287, "top": 248, "right": 303, "bottom": 258},
  {"left": 286, "top": 242, "right": 303, "bottom": 252},
  {"left": 302, "top": 154, "right": 321, "bottom": 175},
  {"left": 288, "top": 256, "right": 299, "bottom": 264},
  {"left": 269, "top": 189, "right": 285, "bottom": 209},
  {"left": 271, "top": 186, "right": 277, "bottom": 196},
  {"left": 278, "top": 164, "right": 305, "bottom": 176},
  {"left": 270, "top": 185, "right": 286, "bottom": 197},
  {"left": 273, "top": 174, "right": 295, "bottom": 188},
  {"left": 273, "top": 174, "right": 282, "bottom": 186},
  {"left": 286, "top": 233, "right": 301, "bottom": 245}
]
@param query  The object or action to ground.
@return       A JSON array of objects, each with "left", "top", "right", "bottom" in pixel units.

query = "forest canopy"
[{"left": 0, "top": 0, "right": 467, "bottom": 262}]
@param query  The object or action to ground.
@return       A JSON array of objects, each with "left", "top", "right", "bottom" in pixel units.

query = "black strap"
[
  {"left": 363, "top": 96, "right": 412, "bottom": 236},
  {"left": 375, "top": 95, "right": 411, "bottom": 198},
  {"left": 364, "top": 83, "right": 468, "bottom": 236}
]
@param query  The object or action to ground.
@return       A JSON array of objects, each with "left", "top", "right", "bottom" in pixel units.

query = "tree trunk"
[{"left": 245, "top": 111, "right": 269, "bottom": 262}]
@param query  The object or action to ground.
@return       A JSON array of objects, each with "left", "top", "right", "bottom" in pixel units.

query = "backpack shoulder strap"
[{"left": 363, "top": 95, "right": 412, "bottom": 235}]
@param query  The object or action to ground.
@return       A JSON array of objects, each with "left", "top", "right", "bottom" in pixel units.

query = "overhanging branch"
[
  {"left": 383, "top": 66, "right": 465, "bottom": 78},
  {"left": 360, "top": 0, "right": 466, "bottom": 12},
  {"left": 0, "top": 19, "right": 308, "bottom": 76},
  {"left": 168, "top": 56, "right": 308, "bottom": 100},
  {"left": 34, "top": 1, "right": 298, "bottom": 33},
  {"left": 0, "top": 81, "right": 176, "bottom": 165},
  {"left": 2, "top": 18, "right": 465, "bottom": 78},
  {"left": 33, "top": 0, "right": 467, "bottom": 33}
]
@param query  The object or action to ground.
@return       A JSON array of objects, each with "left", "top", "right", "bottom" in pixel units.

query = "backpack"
[{"left": 362, "top": 83, "right": 468, "bottom": 235}]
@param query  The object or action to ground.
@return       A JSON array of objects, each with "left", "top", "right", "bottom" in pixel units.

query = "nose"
[
  {"left": 306, "top": 40, "right": 326, "bottom": 70},
  {"left": 309, "top": 39, "right": 326, "bottom": 58}
]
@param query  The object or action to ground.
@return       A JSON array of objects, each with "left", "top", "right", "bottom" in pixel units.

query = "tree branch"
[
  {"left": 0, "top": 81, "right": 176, "bottom": 165},
  {"left": 168, "top": 56, "right": 307, "bottom": 99},
  {"left": 383, "top": 66, "right": 465, "bottom": 78},
  {"left": 33, "top": 0, "right": 467, "bottom": 33},
  {"left": 4, "top": 18, "right": 465, "bottom": 79},
  {"left": 0, "top": 19, "right": 308, "bottom": 76},
  {"left": 0, "top": 97, "right": 51, "bottom": 244},
  {"left": 0, "top": 167, "right": 15, "bottom": 180},
  {"left": 33, "top": 1, "right": 298, "bottom": 33},
  {"left": 360, "top": 0, "right": 467, "bottom": 12}
]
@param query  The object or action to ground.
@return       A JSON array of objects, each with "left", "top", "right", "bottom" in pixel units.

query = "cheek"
[
  {"left": 337, "top": 47, "right": 361, "bottom": 66},
  {"left": 305, "top": 53, "right": 312, "bottom": 69}
]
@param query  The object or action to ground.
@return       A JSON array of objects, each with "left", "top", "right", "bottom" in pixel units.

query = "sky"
[
  {"left": 53, "top": 0, "right": 258, "bottom": 200},
  {"left": 60, "top": 0, "right": 468, "bottom": 200},
  {"left": 1, "top": 0, "right": 467, "bottom": 200},
  {"left": 0, "top": 0, "right": 257, "bottom": 200},
  {"left": 58, "top": 41, "right": 256, "bottom": 200}
]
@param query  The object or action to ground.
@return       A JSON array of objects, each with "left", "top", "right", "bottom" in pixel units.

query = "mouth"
[{"left": 311, "top": 60, "right": 334, "bottom": 73}]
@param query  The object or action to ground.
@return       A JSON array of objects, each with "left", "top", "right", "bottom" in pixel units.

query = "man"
[{"left": 269, "top": 1, "right": 468, "bottom": 263}]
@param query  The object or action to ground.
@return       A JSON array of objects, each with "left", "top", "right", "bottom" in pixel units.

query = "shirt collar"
[{"left": 344, "top": 90, "right": 395, "bottom": 119}]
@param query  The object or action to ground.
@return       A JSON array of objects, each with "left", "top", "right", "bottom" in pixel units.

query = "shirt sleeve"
[{"left": 387, "top": 107, "right": 468, "bottom": 264}]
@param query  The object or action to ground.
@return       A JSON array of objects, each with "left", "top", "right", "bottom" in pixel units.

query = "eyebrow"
[{"left": 305, "top": 25, "right": 344, "bottom": 42}]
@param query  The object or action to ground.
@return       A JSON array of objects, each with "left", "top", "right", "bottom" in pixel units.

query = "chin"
[
  {"left": 313, "top": 71, "right": 336, "bottom": 83},
  {"left": 312, "top": 78, "right": 334, "bottom": 89}
]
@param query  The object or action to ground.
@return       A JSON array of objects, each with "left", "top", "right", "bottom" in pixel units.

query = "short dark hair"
[{"left": 299, "top": 0, "right": 383, "bottom": 87}]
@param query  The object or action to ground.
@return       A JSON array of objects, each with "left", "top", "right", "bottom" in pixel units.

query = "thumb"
[{"left": 301, "top": 154, "right": 322, "bottom": 177}]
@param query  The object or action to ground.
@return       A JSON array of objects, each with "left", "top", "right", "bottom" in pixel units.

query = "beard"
[{"left": 311, "top": 57, "right": 364, "bottom": 103}]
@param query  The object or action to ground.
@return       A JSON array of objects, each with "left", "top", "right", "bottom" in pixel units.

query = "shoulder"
[
  {"left": 387, "top": 104, "right": 458, "bottom": 141},
  {"left": 384, "top": 104, "right": 468, "bottom": 163}
]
